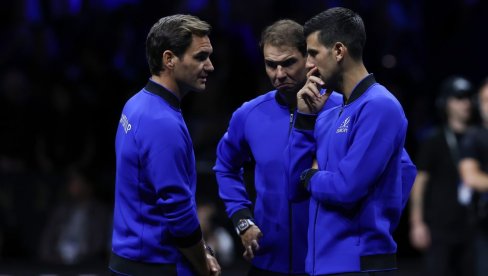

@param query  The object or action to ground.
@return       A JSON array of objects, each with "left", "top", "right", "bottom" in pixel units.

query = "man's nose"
[
  {"left": 205, "top": 59, "right": 214, "bottom": 72},
  {"left": 305, "top": 58, "right": 315, "bottom": 69},
  {"left": 276, "top": 65, "right": 286, "bottom": 79}
]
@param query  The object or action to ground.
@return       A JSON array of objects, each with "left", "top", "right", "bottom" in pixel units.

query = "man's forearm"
[
  {"left": 409, "top": 171, "right": 428, "bottom": 225},
  {"left": 460, "top": 158, "right": 488, "bottom": 191}
]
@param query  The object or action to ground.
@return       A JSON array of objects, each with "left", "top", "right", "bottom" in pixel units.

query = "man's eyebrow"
[
  {"left": 193, "top": 50, "right": 213, "bottom": 60},
  {"left": 194, "top": 49, "right": 212, "bottom": 56},
  {"left": 307, "top": 49, "right": 318, "bottom": 55},
  {"left": 265, "top": 57, "right": 297, "bottom": 67}
]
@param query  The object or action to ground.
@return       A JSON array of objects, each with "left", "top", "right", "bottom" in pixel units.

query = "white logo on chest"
[{"left": 336, "top": 116, "right": 350, "bottom": 133}]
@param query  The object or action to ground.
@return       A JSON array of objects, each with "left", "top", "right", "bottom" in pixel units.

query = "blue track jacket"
[
  {"left": 286, "top": 75, "right": 416, "bottom": 275},
  {"left": 111, "top": 80, "right": 202, "bottom": 275},
  {"left": 214, "top": 90, "right": 342, "bottom": 273}
]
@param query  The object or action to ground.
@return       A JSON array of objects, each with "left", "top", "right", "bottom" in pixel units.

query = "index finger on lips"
[
  {"left": 306, "top": 66, "right": 318, "bottom": 78},
  {"left": 308, "top": 75, "right": 324, "bottom": 87}
]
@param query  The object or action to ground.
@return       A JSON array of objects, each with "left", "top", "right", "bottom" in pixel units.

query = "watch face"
[{"left": 238, "top": 219, "right": 250, "bottom": 231}]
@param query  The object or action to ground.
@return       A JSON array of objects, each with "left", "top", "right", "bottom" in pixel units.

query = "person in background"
[
  {"left": 39, "top": 166, "right": 111, "bottom": 265},
  {"left": 286, "top": 7, "right": 416, "bottom": 275},
  {"left": 410, "top": 75, "right": 475, "bottom": 276},
  {"left": 459, "top": 77, "right": 488, "bottom": 276},
  {"left": 197, "top": 199, "right": 235, "bottom": 267},
  {"left": 109, "top": 14, "right": 220, "bottom": 276},
  {"left": 213, "top": 19, "right": 342, "bottom": 275}
]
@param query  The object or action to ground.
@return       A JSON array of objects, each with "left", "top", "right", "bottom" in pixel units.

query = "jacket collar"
[
  {"left": 344, "top": 74, "right": 376, "bottom": 105},
  {"left": 144, "top": 79, "right": 180, "bottom": 109},
  {"left": 275, "top": 90, "right": 297, "bottom": 109}
]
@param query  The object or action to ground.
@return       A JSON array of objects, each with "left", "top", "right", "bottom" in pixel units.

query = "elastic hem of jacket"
[
  {"left": 173, "top": 225, "right": 202, "bottom": 248},
  {"left": 109, "top": 252, "right": 177, "bottom": 275},
  {"left": 231, "top": 208, "right": 254, "bottom": 228},
  {"left": 249, "top": 265, "right": 308, "bottom": 276},
  {"left": 300, "top": 168, "right": 318, "bottom": 191},
  {"left": 294, "top": 112, "right": 317, "bottom": 130},
  {"left": 360, "top": 253, "right": 397, "bottom": 271}
]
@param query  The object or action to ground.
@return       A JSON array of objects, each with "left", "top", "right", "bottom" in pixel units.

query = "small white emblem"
[
  {"left": 336, "top": 116, "right": 350, "bottom": 133},
  {"left": 120, "top": 114, "right": 132, "bottom": 133}
]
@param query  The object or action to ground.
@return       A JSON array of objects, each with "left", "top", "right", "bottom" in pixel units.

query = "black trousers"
[
  {"left": 248, "top": 266, "right": 397, "bottom": 276},
  {"left": 248, "top": 266, "right": 308, "bottom": 276},
  {"left": 325, "top": 270, "right": 398, "bottom": 276},
  {"left": 423, "top": 239, "right": 474, "bottom": 276},
  {"left": 109, "top": 252, "right": 177, "bottom": 276}
]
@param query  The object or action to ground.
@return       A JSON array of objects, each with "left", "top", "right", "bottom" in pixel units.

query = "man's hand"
[
  {"left": 179, "top": 239, "right": 221, "bottom": 276},
  {"left": 205, "top": 254, "right": 221, "bottom": 276},
  {"left": 297, "top": 67, "right": 331, "bottom": 114},
  {"left": 240, "top": 225, "right": 263, "bottom": 262},
  {"left": 312, "top": 158, "right": 318, "bottom": 169},
  {"left": 409, "top": 221, "right": 431, "bottom": 251}
]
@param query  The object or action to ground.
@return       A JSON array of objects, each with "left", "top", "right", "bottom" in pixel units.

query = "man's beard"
[
  {"left": 277, "top": 79, "right": 306, "bottom": 95},
  {"left": 321, "top": 70, "right": 342, "bottom": 94},
  {"left": 277, "top": 79, "right": 306, "bottom": 107}
]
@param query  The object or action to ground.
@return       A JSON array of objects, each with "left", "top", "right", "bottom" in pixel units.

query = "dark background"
[{"left": 1, "top": 0, "right": 487, "bottom": 274}]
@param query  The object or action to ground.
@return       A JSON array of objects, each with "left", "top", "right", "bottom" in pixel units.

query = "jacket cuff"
[
  {"left": 230, "top": 208, "right": 254, "bottom": 229},
  {"left": 300, "top": 168, "right": 318, "bottom": 191},
  {"left": 173, "top": 225, "right": 203, "bottom": 248},
  {"left": 294, "top": 112, "right": 318, "bottom": 130}
]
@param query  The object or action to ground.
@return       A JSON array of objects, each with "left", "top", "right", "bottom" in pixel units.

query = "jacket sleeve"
[
  {"left": 213, "top": 109, "right": 254, "bottom": 224},
  {"left": 308, "top": 98, "right": 407, "bottom": 209},
  {"left": 141, "top": 117, "right": 202, "bottom": 248},
  {"left": 285, "top": 112, "right": 317, "bottom": 202},
  {"left": 400, "top": 148, "right": 417, "bottom": 210}
]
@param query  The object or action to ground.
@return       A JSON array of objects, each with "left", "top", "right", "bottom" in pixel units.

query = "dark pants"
[
  {"left": 248, "top": 266, "right": 308, "bottom": 276},
  {"left": 423, "top": 239, "right": 474, "bottom": 276},
  {"left": 325, "top": 271, "right": 398, "bottom": 276},
  {"left": 109, "top": 253, "right": 177, "bottom": 276},
  {"left": 248, "top": 266, "right": 397, "bottom": 276},
  {"left": 475, "top": 229, "right": 488, "bottom": 276}
]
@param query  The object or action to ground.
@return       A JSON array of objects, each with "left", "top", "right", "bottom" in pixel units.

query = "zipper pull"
[{"left": 339, "top": 105, "right": 344, "bottom": 116}]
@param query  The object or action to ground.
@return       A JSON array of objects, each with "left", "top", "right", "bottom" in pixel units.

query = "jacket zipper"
[
  {"left": 289, "top": 202, "right": 293, "bottom": 273},
  {"left": 339, "top": 104, "right": 345, "bottom": 116},
  {"left": 288, "top": 112, "right": 294, "bottom": 135},
  {"left": 313, "top": 203, "right": 319, "bottom": 275},
  {"left": 288, "top": 110, "right": 294, "bottom": 273}
]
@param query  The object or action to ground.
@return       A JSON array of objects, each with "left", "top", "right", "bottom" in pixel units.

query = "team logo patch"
[
  {"left": 336, "top": 116, "right": 350, "bottom": 133},
  {"left": 120, "top": 114, "right": 132, "bottom": 133}
]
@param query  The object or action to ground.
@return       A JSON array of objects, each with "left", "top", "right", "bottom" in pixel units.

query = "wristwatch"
[{"left": 235, "top": 218, "right": 255, "bottom": 235}]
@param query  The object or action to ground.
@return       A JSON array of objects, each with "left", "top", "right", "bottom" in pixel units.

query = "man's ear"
[
  {"left": 163, "top": 50, "right": 177, "bottom": 69},
  {"left": 334, "top": 42, "right": 346, "bottom": 62}
]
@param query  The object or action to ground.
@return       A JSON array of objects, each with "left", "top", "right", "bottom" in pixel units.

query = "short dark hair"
[
  {"left": 259, "top": 19, "right": 306, "bottom": 57},
  {"left": 146, "top": 14, "right": 211, "bottom": 75},
  {"left": 304, "top": 7, "right": 366, "bottom": 61},
  {"left": 435, "top": 75, "right": 473, "bottom": 120}
]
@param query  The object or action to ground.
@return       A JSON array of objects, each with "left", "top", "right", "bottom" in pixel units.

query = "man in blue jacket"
[
  {"left": 287, "top": 7, "right": 416, "bottom": 275},
  {"left": 109, "top": 14, "right": 220, "bottom": 276},
  {"left": 213, "top": 20, "right": 342, "bottom": 275}
]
